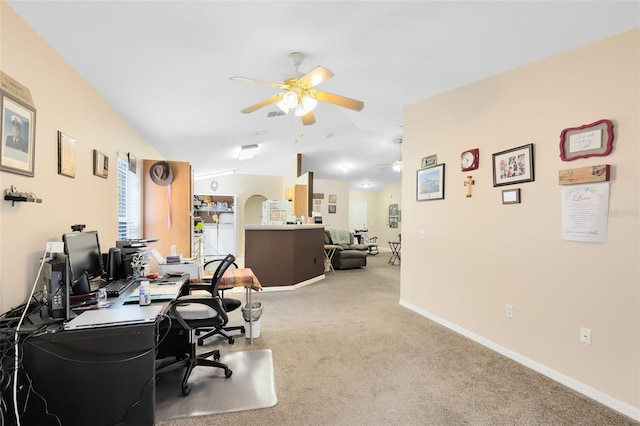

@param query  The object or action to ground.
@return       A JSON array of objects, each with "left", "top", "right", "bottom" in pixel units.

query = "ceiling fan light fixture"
[
  {"left": 295, "top": 95, "right": 317, "bottom": 117},
  {"left": 281, "top": 91, "right": 299, "bottom": 109},
  {"left": 392, "top": 162, "right": 403, "bottom": 172}
]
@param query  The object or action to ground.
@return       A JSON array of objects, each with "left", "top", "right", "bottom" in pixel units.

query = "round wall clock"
[
  {"left": 461, "top": 148, "right": 480, "bottom": 171},
  {"left": 210, "top": 180, "right": 219, "bottom": 191}
]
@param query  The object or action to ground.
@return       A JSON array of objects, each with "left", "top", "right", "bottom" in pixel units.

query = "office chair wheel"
[
  {"left": 182, "top": 385, "right": 191, "bottom": 396},
  {"left": 213, "top": 352, "right": 221, "bottom": 361},
  {"left": 224, "top": 368, "right": 233, "bottom": 378},
  {"left": 228, "top": 336, "right": 235, "bottom": 344}
]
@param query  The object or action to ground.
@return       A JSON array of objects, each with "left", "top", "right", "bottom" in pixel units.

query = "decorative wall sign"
[
  {"left": 559, "top": 119, "right": 614, "bottom": 161},
  {"left": 561, "top": 182, "right": 609, "bottom": 243},
  {"left": 0, "top": 92, "right": 36, "bottom": 177},
  {"left": 417, "top": 163, "right": 445, "bottom": 201},
  {"left": 93, "top": 149, "right": 109, "bottom": 178},
  {"left": 57, "top": 131, "right": 76, "bottom": 178},
  {"left": 492, "top": 144, "right": 534, "bottom": 187},
  {"left": 558, "top": 164, "right": 610, "bottom": 185},
  {"left": 421, "top": 154, "right": 437, "bottom": 168}
]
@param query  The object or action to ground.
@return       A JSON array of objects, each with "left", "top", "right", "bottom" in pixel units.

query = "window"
[{"left": 117, "top": 153, "right": 141, "bottom": 240}]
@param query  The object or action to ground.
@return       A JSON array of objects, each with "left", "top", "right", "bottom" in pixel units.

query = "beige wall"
[
  {"left": 401, "top": 29, "right": 639, "bottom": 418},
  {"left": 0, "top": 3, "right": 162, "bottom": 311},
  {"left": 311, "top": 178, "right": 349, "bottom": 229}
]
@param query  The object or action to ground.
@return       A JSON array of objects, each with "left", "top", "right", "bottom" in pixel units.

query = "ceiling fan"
[
  {"left": 230, "top": 52, "right": 364, "bottom": 125},
  {"left": 377, "top": 160, "right": 403, "bottom": 172},
  {"left": 377, "top": 138, "right": 403, "bottom": 172}
]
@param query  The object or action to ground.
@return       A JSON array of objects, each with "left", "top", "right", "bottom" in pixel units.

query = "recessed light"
[{"left": 238, "top": 144, "right": 259, "bottom": 161}]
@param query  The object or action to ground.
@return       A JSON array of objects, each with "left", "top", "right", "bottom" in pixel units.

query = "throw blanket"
[{"left": 328, "top": 228, "right": 351, "bottom": 245}]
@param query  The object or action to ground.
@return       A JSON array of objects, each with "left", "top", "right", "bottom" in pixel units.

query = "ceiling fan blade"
[
  {"left": 241, "top": 93, "right": 283, "bottom": 113},
  {"left": 313, "top": 89, "right": 364, "bottom": 111},
  {"left": 297, "top": 66, "right": 334, "bottom": 88},
  {"left": 301, "top": 111, "right": 316, "bottom": 126},
  {"left": 230, "top": 76, "right": 286, "bottom": 89}
]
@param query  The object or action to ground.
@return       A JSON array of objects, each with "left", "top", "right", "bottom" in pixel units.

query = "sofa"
[{"left": 324, "top": 229, "right": 368, "bottom": 270}]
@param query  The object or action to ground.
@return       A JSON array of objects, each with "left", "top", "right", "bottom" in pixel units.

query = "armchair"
[{"left": 156, "top": 254, "right": 236, "bottom": 396}]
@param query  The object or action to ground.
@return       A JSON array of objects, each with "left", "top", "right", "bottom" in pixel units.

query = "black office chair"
[
  {"left": 156, "top": 255, "right": 236, "bottom": 396},
  {"left": 189, "top": 256, "right": 245, "bottom": 345}
]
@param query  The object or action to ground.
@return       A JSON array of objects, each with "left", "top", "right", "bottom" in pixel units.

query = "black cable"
[
  {"left": 24, "top": 340, "right": 156, "bottom": 365},
  {"left": 19, "top": 370, "right": 61, "bottom": 426},
  {"left": 110, "top": 376, "right": 154, "bottom": 426}
]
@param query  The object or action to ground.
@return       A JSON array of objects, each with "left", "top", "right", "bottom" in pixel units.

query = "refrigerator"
[{"left": 203, "top": 213, "right": 236, "bottom": 257}]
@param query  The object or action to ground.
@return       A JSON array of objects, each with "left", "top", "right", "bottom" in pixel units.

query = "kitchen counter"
[{"left": 245, "top": 224, "right": 325, "bottom": 231}]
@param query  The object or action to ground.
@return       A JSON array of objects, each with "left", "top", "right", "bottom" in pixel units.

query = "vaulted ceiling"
[{"left": 8, "top": 1, "right": 639, "bottom": 189}]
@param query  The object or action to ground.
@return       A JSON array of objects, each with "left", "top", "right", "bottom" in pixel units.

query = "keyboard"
[{"left": 102, "top": 278, "right": 136, "bottom": 297}]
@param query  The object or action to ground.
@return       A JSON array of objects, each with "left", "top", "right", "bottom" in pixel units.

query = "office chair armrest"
[{"left": 181, "top": 282, "right": 213, "bottom": 295}]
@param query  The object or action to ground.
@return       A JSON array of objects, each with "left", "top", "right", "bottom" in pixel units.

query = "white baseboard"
[
  {"left": 399, "top": 299, "right": 640, "bottom": 422},
  {"left": 260, "top": 275, "right": 325, "bottom": 292}
]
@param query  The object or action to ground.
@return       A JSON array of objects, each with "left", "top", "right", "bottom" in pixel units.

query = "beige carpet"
[
  {"left": 157, "top": 254, "right": 637, "bottom": 426},
  {"left": 155, "top": 349, "right": 277, "bottom": 422}
]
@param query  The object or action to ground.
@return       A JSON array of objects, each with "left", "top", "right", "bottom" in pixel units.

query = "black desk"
[{"left": 18, "top": 276, "right": 188, "bottom": 426}]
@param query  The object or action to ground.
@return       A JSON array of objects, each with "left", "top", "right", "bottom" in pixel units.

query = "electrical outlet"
[
  {"left": 580, "top": 327, "right": 592, "bottom": 344},
  {"left": 506, "top": 304, "right": 514, "bottom": 319}
]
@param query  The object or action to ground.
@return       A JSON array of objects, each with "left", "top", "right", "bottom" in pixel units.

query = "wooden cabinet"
[{"left": 285, "top": 184, "right": 308, "bottom": 216}]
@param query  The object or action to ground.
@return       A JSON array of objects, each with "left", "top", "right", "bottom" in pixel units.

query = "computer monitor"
[{"left": 62, "top": 231, "right": 104, "bottom": 294}]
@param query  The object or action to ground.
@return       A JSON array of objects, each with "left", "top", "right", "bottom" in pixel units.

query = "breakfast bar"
[{"left": 244, "top": 224, "right": 325, "bottom": 288}]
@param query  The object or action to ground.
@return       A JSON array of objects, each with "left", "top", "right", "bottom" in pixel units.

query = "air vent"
[{"left": 267, "top": 110, "right": 286, "bottom": 118}]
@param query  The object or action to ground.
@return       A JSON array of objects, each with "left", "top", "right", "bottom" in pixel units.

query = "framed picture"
[
  {"left": 57, "top": 131, "right": 76, "bottom": 178},
  {"left": 501, "top": 188, "right": 521, "bottom": 204},
  {"left": 492, "top": 143, "right": 534, "bottom": 187},
  {"left": 389, "top": 216, "right": 398, "bottom": 228},
  {"left": 328, "top": 194, "right": 337, "bottom": 203},
  {"left": 389, "top": 203, "right": 398, "bottom": 216},
  {"left": 328, "top": 204, "right": 336, "bottom": 214},
  {"left": 559, "top": 119, "right": 614, "bottom": 161},
  {"left": 93, "top": 149, "right": 109, "bottom": 178},
  {"left": 416, "top": 163, "right": 445, "bottom": 201},
  {"left": 0, "top": 92, "right": 36, "bottom": 177}
]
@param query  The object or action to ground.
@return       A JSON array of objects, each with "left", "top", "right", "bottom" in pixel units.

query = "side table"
[
  {"left": 388, "top": 241, "right": 401, "bottom": 265},
  {"left": 324, "top": 244, "right": 340, "bottom": 275}
]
